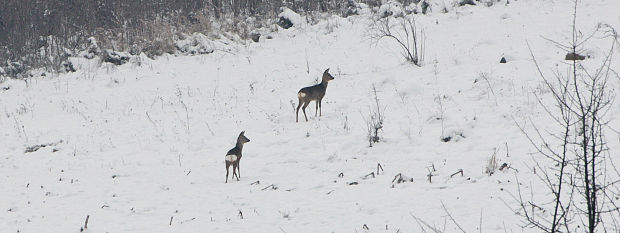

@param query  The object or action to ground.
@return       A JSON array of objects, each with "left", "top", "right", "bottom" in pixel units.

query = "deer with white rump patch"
[
  {"left": 225, "top": 131, "right": 250, "bottom": 183},
  {"left": 296, "top": 68, "right": 335, "bottom": 122}
]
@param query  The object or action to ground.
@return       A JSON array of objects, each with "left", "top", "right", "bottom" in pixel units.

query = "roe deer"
[
  {"left": 296, "top": 68, "right": 335, "bottom": 122},
  {"left": 225, "top": 131, "right": 251, "bottom": 183}
]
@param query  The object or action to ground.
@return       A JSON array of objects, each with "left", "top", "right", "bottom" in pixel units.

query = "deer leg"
[
  {"left": 232, "top": 162, "right": 239, "bottom": 181},
  {"left": 319, "top": 99, "right": 322, "bottom": 116},
  {"left": 315, "top": 101, "right": 318, "bottom": 117},
  {"left": 225, "top": 162, "right": 230, "bottom": 183},
  {"left": 237, "top": 160, "right": 241, "bottom": 178},
  {"left": 302, "top": 101, "right": 309, "bottom": 122},
  {"left": 296, "top": 98, "right": 302, "bottom": 122}
]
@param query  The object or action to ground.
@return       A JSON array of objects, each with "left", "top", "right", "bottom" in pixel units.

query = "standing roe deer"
[
  {"left": 225, "top": 131, "right": 250, "bottom": 183},
  {"left": 296, "top": 68, "right": 335, "bottom": 122}
]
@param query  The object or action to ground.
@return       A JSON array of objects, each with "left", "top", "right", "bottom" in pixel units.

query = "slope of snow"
[{"left": 1, "top": 0, "right": 619, "bottom": 232}]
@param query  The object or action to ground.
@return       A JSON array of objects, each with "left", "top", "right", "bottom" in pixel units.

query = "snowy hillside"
[{"left": 1, "top": 0, "right": 620, "bottom": 232}]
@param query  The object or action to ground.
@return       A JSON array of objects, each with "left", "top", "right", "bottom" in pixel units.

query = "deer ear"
[
  {"left": 240, "top": 131, "right": 245, "bottom": 135},
  {"left": 324, "top": 68, "right": 330, "bottom": 74}
]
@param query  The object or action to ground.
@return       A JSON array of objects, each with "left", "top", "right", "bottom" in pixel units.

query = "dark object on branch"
[{"left": 565, "top": 52, "right": 585, "bottom": 60}]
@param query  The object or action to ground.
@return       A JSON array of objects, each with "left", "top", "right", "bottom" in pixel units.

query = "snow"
[
  {"left": 1, "top": 1, "right": 620, "bottom": 232},
  {"left": 378, "top": 1, "right": 404, "bottom": 18},
  {"left": 279, "top": 7, "right": 305, "bottom": 27},
  {"left": 174, "top": 33, "right": 215, "bottom": 55}
]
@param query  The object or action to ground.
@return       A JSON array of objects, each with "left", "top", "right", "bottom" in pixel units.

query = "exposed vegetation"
[{"left": 0, "top": 0, "right": 383, "bottom": 76}]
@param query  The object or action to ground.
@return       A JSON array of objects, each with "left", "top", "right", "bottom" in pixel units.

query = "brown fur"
[
  {"left": 296, "top": 68, "right": 335, "bottom": 122},
  {"left": 225, "top": 131, "right": 250, "bottom": 183}
]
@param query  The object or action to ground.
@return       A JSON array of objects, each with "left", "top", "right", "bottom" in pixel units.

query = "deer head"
[
  {"left": 322, "top": 68, "right": 335, "bottom": 83},
  {"left": 238, "top": 131, "right": 251, "bottom": 144}
]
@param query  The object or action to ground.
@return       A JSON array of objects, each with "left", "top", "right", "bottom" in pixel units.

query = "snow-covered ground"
[{"left": 1, "top": 0, "right": 620, "bottom": 232}]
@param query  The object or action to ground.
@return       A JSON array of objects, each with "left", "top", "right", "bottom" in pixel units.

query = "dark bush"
[
  {"left": 4, "top": 62, "right": 26, "bottom": 77},
  {"left": 62, "top": 61, "right": 76, "bottom": 72},
  {"left": 278, "top": 17, "right": 294, "bottom": 29},
  {"left": 459, "top": 0, "right": 476, "bottom": 6},
  {"left": 103, "top": 50, "right": 130, "bottom": 65},
  {"left": 343, "top": 0, "right": 360, "bottom": 17},
  {"left": 250, "top": 32, "right": 261, "bottom": 42},
  {"left": 0, "top": 0, "right": 385, "bottom": 76},
  {"left": 421, "top": 1, "right": 430, "bottom": 14}
]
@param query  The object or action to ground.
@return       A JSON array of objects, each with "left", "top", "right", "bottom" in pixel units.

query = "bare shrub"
[
  {"left": 363, "top": 85, "right": 385, "bottom": 147},
  {"left": 484, "top": 148, "right": 498, "bottom": 176},
  {"left": 511, "top": 4, "right": 620, "bottom": 232},
  {"left": 370, "top": 14, "right": 425, "bottom": 66}
]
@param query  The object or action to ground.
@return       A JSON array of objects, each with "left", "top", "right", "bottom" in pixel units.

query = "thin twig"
[
  {"left": 84, "top": 215, "right": 90, "bottom": 229},
  {"left": 441, "top": 201, "right": 466, "bottom": 233}
]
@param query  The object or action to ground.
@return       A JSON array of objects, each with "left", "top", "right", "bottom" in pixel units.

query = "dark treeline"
[{"left": 0, "top": 0, "right": 382, "bottom": 76}]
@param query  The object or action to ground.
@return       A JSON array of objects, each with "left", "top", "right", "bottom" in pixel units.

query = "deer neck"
[
  {"left": 321, "top": 80, "right": 329, "bottom": 88},
  {"left": 236, "top": 141, "right": 244, "bottom": 151}
]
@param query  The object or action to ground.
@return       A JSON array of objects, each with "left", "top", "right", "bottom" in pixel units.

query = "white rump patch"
[
  {"left": 225, "top": 154, "right": 238, "bottom": 162},
  {"left": 298, "top": 92, "right": 306, "bottom": 98}
]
